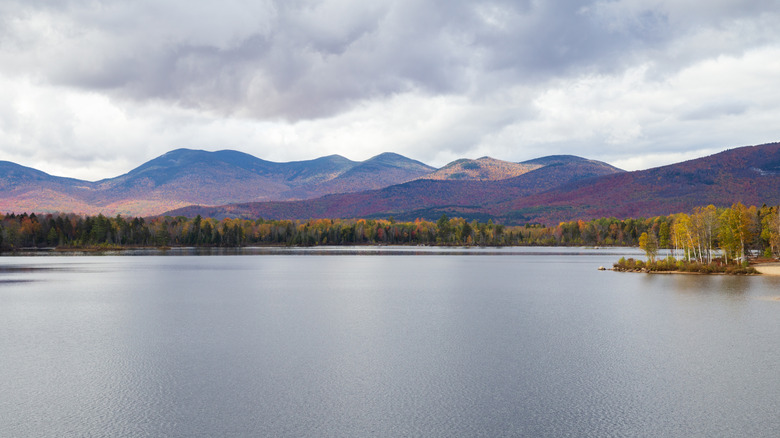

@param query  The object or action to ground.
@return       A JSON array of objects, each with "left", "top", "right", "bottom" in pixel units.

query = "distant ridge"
[
  {"left": 279, "top": 152, "right": 435, "bottom": 199},
  {"left": 501, "top": 142, "right": 780, "bottom": 223},
  {"left": 167, "top": 154, "right": 623, "bottom": 222},
  {"left": 166, "top": 142, "right": 780, "bottom": 224},
  {"left": 5, "top": 142, "right": 779, "bottom": 223},
  {"left": 0, "top": 149, "right": 435, "bottom": 216}
]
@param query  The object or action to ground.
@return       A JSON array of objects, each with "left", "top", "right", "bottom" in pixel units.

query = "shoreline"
[
  {"left": 752, "top": 263, "right": 780, "bottom": 276},
  {"left": 613, "top": 261, "right": 780, "bottom": 276},
  {"left": 609, "top": 268, "right": 761, "bottom": 276},
  {"left": 611, "top": 257, "right": 768, "bottom": 276}
]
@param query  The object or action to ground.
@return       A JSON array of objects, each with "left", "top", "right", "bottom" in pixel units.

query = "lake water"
[{"left": 1, "top": 247, "right": 779, "bottom": 437}]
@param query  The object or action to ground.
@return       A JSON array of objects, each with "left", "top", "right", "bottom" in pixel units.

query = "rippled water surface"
[{"left": 1, "top": 247, "right": 779, "bottom": 437}]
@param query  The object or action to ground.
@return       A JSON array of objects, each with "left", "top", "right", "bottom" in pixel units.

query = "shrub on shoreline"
[{"left": 613, "top": 257, "right": 758, "bottom": 275}]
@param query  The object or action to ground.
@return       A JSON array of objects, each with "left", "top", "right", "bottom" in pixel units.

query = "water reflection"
[
  {"left": 0, "top": 265, "right": 71, "bottom": 284},
  {"left": 717, "top": 276, "right": 753, "bottom": 296},
  {"left": 0, "top": 265, "right": 61, "bottom": 273},
  {"left": 637, "top": 271, "right": 757, "bottom": 298}
]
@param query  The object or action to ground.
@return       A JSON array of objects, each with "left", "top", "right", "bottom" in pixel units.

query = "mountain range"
[
  {"left": 2, "top": 142, "right": 780, "bottom": 224},
  {"left": 0, "top": 149, "right": 434, "bottom": 217}
]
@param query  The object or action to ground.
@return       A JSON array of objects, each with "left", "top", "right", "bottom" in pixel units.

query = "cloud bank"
[{"left": 1, "top": 0, "right": 779, "bottom": 180}]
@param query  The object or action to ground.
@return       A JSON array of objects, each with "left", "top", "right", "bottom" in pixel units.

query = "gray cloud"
[
  {"left": 681, "top": 100, "right": 750, "bottom": 121},
  {"left": 0, "top": 0, "right": 779, "bottom": 179},
  {"left": 8, "top": 0, "right": 762, "bottom": 120}
]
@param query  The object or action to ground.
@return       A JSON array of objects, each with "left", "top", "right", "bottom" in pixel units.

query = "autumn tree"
[
  {"left": 638, "top": 231, "right": 659, "bottom": 262},
  {"left": 760, "top": 206, "right": 780, "bottom": 257},
  {"left": 658, "top": 221, "right": 670, "bottom": 248},
  {"left": 718, "top": 203, "right": 754, "bottom": 264},
  {"left": 685, "top": 205, "right": 718, "bottom": 263}
]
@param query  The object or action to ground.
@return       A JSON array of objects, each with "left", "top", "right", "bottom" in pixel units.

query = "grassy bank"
[{"left": 613, "top": 257, "right": 758, "bottom": 275}]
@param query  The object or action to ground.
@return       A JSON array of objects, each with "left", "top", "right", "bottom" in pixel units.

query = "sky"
[{"left": 1, "top": 0, "right": 779, "bottom": 181}]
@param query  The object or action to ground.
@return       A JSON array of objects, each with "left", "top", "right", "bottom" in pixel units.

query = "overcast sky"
[{"left": 1, "top": 0, "right": 779, "bottom": 181}]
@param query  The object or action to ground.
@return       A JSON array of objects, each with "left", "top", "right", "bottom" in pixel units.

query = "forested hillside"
[
  {"left": 168, "top": 155, "right": 622, "bottom": 222},
  {"left": 503, "top": 142, "right": 780, "bottom": 222},
  {"left": 4, "top": 142, "right": 780, "bottom": 224},
  {"left": 169, "top": 142, "right": 780, "bottom": 225}
]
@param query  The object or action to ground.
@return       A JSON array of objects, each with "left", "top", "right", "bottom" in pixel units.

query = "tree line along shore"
[
  {"left": 612, "top": 203, "right": 773, "bottom": 274},
  {"left": 1, "top": 203, "right": 778, "bottom": 265}
]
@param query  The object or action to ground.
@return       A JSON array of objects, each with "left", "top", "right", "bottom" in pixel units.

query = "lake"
[{"left": 1, "top": 247, "right": 779, "bottom": 437}]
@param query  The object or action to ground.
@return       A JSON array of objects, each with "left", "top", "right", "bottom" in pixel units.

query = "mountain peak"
[
  {"left": 423, "top": 157, "right": 541, "bottom": 181},
  {"left": 369, "top": 152, "right": 404, "bottom": 160},
  {"left": 521, "top": 155, "right": 623, "bottom": 172},
  {"left": 364, "top": 152, "right": 435, "bottom": 170}
]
